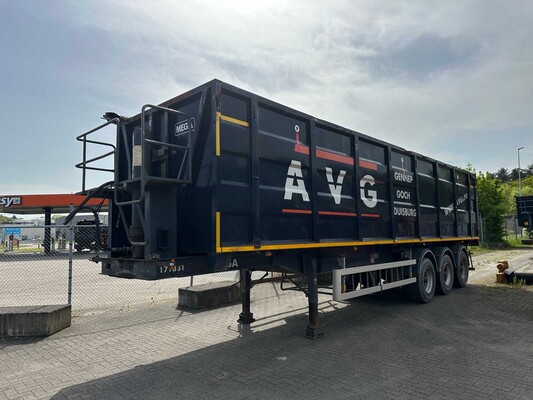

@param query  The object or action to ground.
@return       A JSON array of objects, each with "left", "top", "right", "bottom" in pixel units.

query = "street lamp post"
[{"left": 518, "top": 147, "right": 524, "bottom": 197}]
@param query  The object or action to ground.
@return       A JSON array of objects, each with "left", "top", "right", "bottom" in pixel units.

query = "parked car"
[{"left": 74, "top": 219, "right": 108, "bottom": 253}]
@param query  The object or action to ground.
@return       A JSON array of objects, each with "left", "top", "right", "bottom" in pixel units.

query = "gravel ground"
[{"left": 469, "top": 248, "right": 533, "bottom": 287}]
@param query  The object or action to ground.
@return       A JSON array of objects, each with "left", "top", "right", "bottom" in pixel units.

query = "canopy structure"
[
  {"left": 0, "top": 194, "right": 107, "bottom": 215},
  {"left": 0, "top": 194, "right": 108, "bottom": 254}
]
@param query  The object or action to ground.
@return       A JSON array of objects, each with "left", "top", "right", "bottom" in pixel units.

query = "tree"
[
  {"left": 0, "top": 214, "right": 13, "bottom": 223},
  {"left": 510, "top": 168, "right": 520, "bottom": 181},
  {"left": 477, "top": 172, "right": 506, "bottom": 243},
  {"left": 495, "top": 167, "right": 510, "bottom": 182},
  {"left": 525, "top": 164, "right": 533, "bottom": 177},
  {"left": 465, "top": 163, "right": 476, "bottom": 174}
]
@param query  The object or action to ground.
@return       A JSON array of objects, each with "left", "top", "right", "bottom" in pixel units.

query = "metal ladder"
[
  {"left": 114, "top": 104, "right": 194, "bottom": 247},
  {"left": 76, "top": 105, "right": 195, "bottom": 248},
  {"left": 113, "top": 104, "right": 193, "bottom": 205}
]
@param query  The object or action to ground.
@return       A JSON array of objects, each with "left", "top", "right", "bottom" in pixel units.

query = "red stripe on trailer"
[
  {"left": 359, "top": 160, "right": 378, "bottom": 170},
  {"left": 293, "top": 129, "right": 354, "bottom": 166},
  {"left": 294, "top": 143, "right": 354, "bottom": 166},
  {"left": 362, "top": 213, "right": 380, "bottom": 218},
  {"left": 282, "top": 208, "right": 312, "bottom": 214},
  {"left": 316, "top": 149, "right": 354, "bottom": 166},
  {"left": 294, "top": 143, "right": 310, "bottom": 155},
  {"left": 318, "top": 211, "right": 357, "bottom": 217}
]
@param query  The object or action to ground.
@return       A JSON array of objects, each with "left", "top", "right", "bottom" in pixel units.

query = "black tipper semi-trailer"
[{"left": 73, "top": 79, "right": 479, "bottom": 337}]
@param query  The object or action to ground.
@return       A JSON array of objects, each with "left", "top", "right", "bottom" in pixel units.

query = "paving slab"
[{"left": 0, "top": 250, "right": 532, "bottom": 399}]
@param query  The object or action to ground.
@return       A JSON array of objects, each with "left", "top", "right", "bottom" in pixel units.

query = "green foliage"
[
  {"left": 465, "top": 163, "right": 475, "bottom": 173},
  {"left": 510, "top": 275, "right": 525, "bottom": 288},
  {"left": 468, "top": 245, "right": 493, "bottom": 256},
  {"left": 504, "top": 236, "right": 526, "bottom": 247},
  {"left": 0, "top": 214, "right": 17, "bottom": 223},
  {"left": 467, "top": 163, "right": 532, "bottom": 244},
  {"left": 500, "top": 175, "right": 533, "bottom": 215},
  {"left": 477, "top": 172, "right": 506, "bottom": 242},
  {"left": 495, "top": 167, "right": 510, "bottom": 182}
]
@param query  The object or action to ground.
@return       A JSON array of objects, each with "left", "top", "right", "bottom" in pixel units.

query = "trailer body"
[
  {"left": 516, "top": 196, "right": 533, "bottom": 230},
  {"left": 75, "top": 79, "right": 479, "bottom": 336}
]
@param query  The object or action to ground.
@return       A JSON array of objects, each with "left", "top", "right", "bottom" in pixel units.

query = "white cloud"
[{"left": 28, "top": 0, "right": 533, "bottom": 173}]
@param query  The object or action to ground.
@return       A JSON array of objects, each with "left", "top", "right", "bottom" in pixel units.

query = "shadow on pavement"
[
  {"left": 50, "top": 284, "right": 533, "bottom": 399},
  {"left": 0, "top": 335, "right": 46, "bottom": 350}
]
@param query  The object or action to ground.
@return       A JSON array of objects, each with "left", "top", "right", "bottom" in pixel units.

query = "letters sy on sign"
[{"left": 0, "top": 196, "right": 22, "bottom": 208}]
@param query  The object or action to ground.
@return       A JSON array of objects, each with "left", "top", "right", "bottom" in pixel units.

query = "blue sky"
[{"left": 1, "top": 0, "right": 532, "bottom": 196}]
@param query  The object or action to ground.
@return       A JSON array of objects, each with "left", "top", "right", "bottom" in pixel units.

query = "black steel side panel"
[
  {"left": 108, "top": 79, "right": 478, "bottom": 270},
  {"left": 215, "top": 80, "right": 478, "bottom": 249},
  {"left": 516, "top": 196, "right": 533, "bottom": 228}
]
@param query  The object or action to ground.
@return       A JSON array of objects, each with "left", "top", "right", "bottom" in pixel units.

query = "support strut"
[
  {"left": 44, "top": 207, "right": 52, "bottom": 255},
  {"left": 238, "top": 269, "right": 255, "bottom": 324},
  {"left": 305, "top": 258, "right": 322, "bottom": 339}
]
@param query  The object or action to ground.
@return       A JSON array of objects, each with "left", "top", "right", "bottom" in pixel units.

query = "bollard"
[{"left": 496, "top": 260, "right": 509, "bottom": 284}]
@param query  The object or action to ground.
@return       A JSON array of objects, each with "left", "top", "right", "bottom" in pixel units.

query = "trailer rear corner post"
[
  {"left": 237, "top": 269, "right": 255, "bottom": 324},
  {"left": 305, "top": 257, "right": 322, "bottom": 339}
]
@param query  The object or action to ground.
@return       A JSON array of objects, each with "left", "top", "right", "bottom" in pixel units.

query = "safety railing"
[
  {"left": 332, "top": 260, "right": 416, "bottom": 301},
  {"left": 113, "top": 104, "right": 194, "bottom": 207},
  {"left": 75, "top": 118, "right": 119, "bottom": 193},
  {"left": 111, "top": 105, "right": 194, "bottom": 247}
]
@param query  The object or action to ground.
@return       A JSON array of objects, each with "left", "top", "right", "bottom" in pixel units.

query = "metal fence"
[
  {"left": 503, "top": 217, "right": 526, "bottom": 239},
  {"left": 4, "top": 218, "right": 526, "bottom": 311},
  {"left": 478, "top": 216, "right": 529, "bottom": 245},
  {"left": 479, "top": 217, "right": 487, "bottom": 245},
  {"left": 0, "top": 225, "right": 241, "bottom": 313}
]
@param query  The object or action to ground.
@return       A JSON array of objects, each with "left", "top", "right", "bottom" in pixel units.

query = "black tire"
[
  {"left": 408, "top": 257, "right": 436, "bottom": 303},
  {"left": 453, "top": 250, "right": 469, "bottom": 288},
  {"left": 436, "top": 254, "right": 455, "bottom": 295}
]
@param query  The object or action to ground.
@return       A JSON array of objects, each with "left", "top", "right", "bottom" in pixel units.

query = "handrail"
[
  {"left": 113, "top": 104, "right": 194, "bottom": 207},
  {"left": 76, "top": 150, "right": 115, "bottom": 168},
  {"left": 141, "top": 104, "right": 194, "bottom": 186},
  {"left": 111, "top": 104, "right": 196, "bottom": 248},
  {"left": 76, "top": 118, "right": 119, "bottom": 192},
  {"left": 76, "top": 118, "right": 120, "bottom": 140}
]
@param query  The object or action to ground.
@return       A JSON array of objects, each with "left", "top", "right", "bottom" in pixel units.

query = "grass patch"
[
  {"left": 469, "top": 246, "right": 495, "bottom": 256},
  {"left": 468, "top": 237, "right": 530, "bottom": 255},
  {"left": 1, "top": 245, "right": 43, "bottom": 253},
  {"left": 503, "top": 236, "right": 533, "bottom": 247}
]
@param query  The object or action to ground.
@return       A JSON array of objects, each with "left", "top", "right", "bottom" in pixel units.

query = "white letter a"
[{"left": 284, "top": 160, "right": 310, "bottom": 202}]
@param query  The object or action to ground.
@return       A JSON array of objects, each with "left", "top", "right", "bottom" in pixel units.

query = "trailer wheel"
[
  {"left": 408, "top": 256, "right": 436, "bottom": 303},
  {"left": 453, "top": 250, "right": 469, "bottom": 288},
  {"left": 436, "top": 254, "right": 454, "bottom": 295}
]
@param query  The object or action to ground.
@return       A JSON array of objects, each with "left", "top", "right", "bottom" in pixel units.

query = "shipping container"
[
  {"left": 516, "top": 196, "right": 533, "bottom": 230},
  {"left": 71, "top": 79, "right": 479, "bottom": 337}
]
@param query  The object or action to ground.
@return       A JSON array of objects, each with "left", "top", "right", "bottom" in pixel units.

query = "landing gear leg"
[
  {"left": 305, "top": 259, "right": 322, "bottom": 339},
  {"left": 238, "top": 269, "right": 255, "bottom": 324}
]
